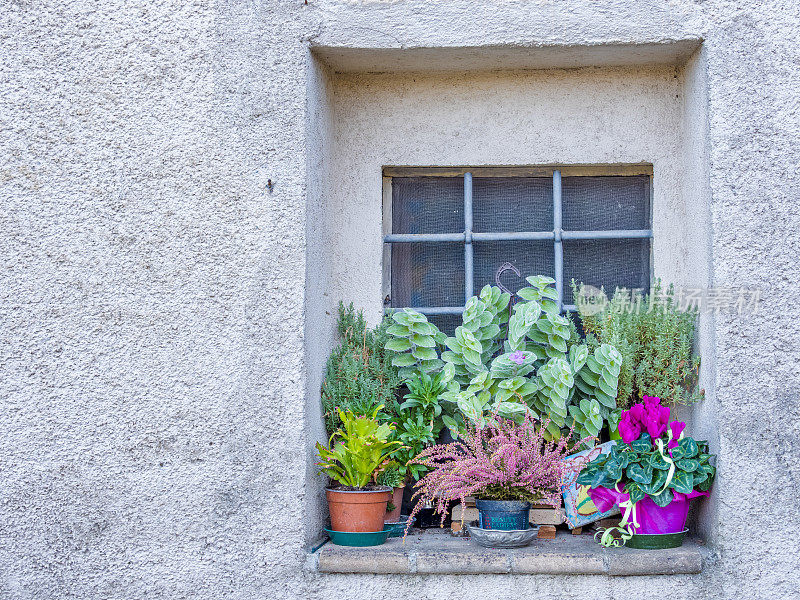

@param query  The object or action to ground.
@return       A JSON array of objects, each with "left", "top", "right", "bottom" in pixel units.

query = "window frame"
[{"left": 383, "top": 165, "right": 654, "bottom": 315}]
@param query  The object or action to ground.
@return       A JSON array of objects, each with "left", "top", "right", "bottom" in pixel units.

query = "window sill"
[{"left": 312, "top": 528, "right": 707, "bottom": 576}]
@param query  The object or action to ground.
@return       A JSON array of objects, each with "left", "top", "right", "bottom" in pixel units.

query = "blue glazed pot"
[{"left": 475, "top": 499, "right": 531, "bottom": 530}]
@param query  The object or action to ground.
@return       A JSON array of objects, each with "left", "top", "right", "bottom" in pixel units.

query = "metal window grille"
[{"left": 384, "top": 168, "right": 652, "bottom": 324}]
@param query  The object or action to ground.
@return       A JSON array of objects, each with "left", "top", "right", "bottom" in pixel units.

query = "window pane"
[
  {"left": 391, "top": 242, "right": 464, "bottom": 308},
  {"left": 562, "top": 239, "right": 651, "bottom": 305},
  {"left": 428, "top": 314, "right": 462, "bottom": 337},
  {"left": 474, "top": 241, "right": 554, "bottom": 298},
  {"left": 474, "top": 177, "right": 553, "bottom": 233},
  {"left": 562, "top": 176, "right": 650, "bottom": 231},
  {"left": 392, "top": 177, "right": 464, "bottom": 234}
]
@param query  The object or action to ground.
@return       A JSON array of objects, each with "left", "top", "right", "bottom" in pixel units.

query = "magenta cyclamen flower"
[
  {"left": 668, "top": 421, "right": 686, "bottom": 449},
  {"left": 509, "top": 351, "right": 526, "bottom": 365},
  {"left": 618, "top": 410, "right": 641, "bottom": 444},
  {"left": 618, "top": 396, "right": 676, "bottom": 445}
]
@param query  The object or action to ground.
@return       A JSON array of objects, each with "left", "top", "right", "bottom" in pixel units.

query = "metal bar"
[
  {"left": 561, "top": 229, "right": 653, "bottom": 240},
  {"left": 384, "top": 233, "right": 465, "bottom": 243},
  {"left": 471, "top": 231, "right": 555, "bottom": 241},
  {"left": 385, "top": 230, "right": 651, "bottom": 244},
  {"left": 464, "top": 172, "right": 474, "bottom": 302},
  {"left": 562, "top": 304, "right": 577, "bottom": 312},
  {"left": 398, "top": 306, "right": 465, "bottom": 315},
  {"left": 553, "top": 170, "right": 563, "bottom": 312}
]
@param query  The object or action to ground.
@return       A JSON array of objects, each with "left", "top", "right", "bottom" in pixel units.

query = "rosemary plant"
[
  {"left": 320, "top": 303, "right": 402, "bottom": 436},
  {"left": 574, "top": 280, "right": 702, "bottom": 408}
]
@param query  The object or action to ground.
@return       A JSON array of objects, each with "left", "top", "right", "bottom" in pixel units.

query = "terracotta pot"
[
  {"left": 326, "top": 487, "right": 391, "bottom": 533},
  {"left": 384, "top": 486, "right": 405, "bottom": 523}
]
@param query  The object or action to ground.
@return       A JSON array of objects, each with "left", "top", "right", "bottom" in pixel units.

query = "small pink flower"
[{"left": 509, "top": 351, "right": 526, "bottom": 365}]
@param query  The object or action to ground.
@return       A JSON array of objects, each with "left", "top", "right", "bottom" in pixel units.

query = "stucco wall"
[{"left": 1, "top": 0, "right": 799, "bottom": 599}]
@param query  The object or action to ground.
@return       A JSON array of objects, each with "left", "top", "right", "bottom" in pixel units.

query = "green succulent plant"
[
  {"left": 440, "top": 286, "right": 510, "bottom": 385},
  {"left": 385, "top": 308, "right": 445, "bottom": 380},
  {"left": 382, "top": 275, "right": 623, "bottom": 446}
]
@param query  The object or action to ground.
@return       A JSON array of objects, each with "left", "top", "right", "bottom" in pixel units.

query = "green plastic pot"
[
  {"left": 324, "top": 528, "right": 391, "bottom": 547},
  {"left": 626, "top": 529, "right": 688, "bottom": 549}
]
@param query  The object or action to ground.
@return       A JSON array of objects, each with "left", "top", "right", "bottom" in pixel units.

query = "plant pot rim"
[
  {"left": 631, "top": 528, "right": 689, "bottom": 537},
  {"left": 474, "top": 498, "right": 532, "bottom": 507},
  {"left": 326, "top": 486, "right": 392, "bottom": 493}
]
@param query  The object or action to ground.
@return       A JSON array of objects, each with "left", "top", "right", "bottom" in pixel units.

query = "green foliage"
[
  {"left": 376, "top": 463, "right": 404, "bottom": 489},
  {"left": 385, "top": 308, "right": 446, "bottom": 380},
  {"left": 399, "top": 367, "right": 455, "bottom": 437},
  {"left": 391, "top": 412, "right": 437, "bottom": 482},
  {"left": 316, "top": 406, "right": 404, "bottom": 489},
  {"left": 441, "top": 286, "right": 510, "bottom": 385},
  {"left": 385, "top": 276, "right": 622, "bottom": 445},
  {"left": 574, "top": 280, "right": 703, "bottom": 408},
  {"left": 576, "top": 434, "right": 716, "bottom": 505},
  {"left": 392, "top": 368, "right": 458, "bottom": 481},
  {"left": 321, "top": 303, "right": 402, "bottom": 436}
]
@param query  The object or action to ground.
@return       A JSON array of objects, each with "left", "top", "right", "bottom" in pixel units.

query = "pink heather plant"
[{"left": 406, "top": 412, "right": 591, "bottom": 533}]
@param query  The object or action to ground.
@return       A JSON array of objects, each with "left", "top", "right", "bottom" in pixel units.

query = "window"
[{"left": 383, "top": 167, "right": 652, "bottom": 333}]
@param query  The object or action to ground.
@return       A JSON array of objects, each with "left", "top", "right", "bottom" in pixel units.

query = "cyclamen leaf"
[
  {"left": 630, "top": 433, "right": 653, "bottom": 453},
  {"left": 642, "top": 468, "right": 669, "bottom": 494},
  {"left": 670, "top": 470, "right": 694, "bottom": 494},
  {"left": 675, "top": 458, "right": 699, "bottom": 473},
  {"left": 677, "top": 438, "right": 699, "bottom": 459},
  {"left": 650, "top": 453, "right": 671, "bottom": 470},
  {"left": 604, "top": 459, "right": 622, "bottom": 480},
  {"left": 649, "top": 488, "right": 674, "bottom": 507},
  {"left": 627, "top": 463, "right": 653, "bottom": 485},
  {"left": 626, "top": 483, "right": 646, "bottom": 505}
]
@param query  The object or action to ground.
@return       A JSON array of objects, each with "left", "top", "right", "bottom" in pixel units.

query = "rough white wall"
[{"left": 2, "top": 0, "right": 799, "bottom": 598}]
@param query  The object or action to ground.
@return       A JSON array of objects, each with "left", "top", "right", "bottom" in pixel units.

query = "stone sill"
[{"left": 312, "top": 529, "right": 707, "bottom": 576}]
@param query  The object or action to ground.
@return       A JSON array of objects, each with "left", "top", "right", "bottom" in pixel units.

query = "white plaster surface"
[{"left": 1, "top": 0, "right": 799, "bottom": 598}]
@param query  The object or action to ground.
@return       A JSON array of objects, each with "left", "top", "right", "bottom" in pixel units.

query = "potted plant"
[
  {"left": 577, "top": 396, "right": 716, "bottom": 549},
  {"left": 391, "top": 369, "right": 453, "bottom": 527},
  {"left": 405, "top": 410, "right": 588, "bottom": 543},
  {"left": 316, "top": 406, "right": 403, "bottom": 535}
]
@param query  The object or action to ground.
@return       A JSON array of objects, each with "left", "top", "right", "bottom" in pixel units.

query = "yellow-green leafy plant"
[{"left": 316, "top": 406, "right": 404, "bottom": 489}]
